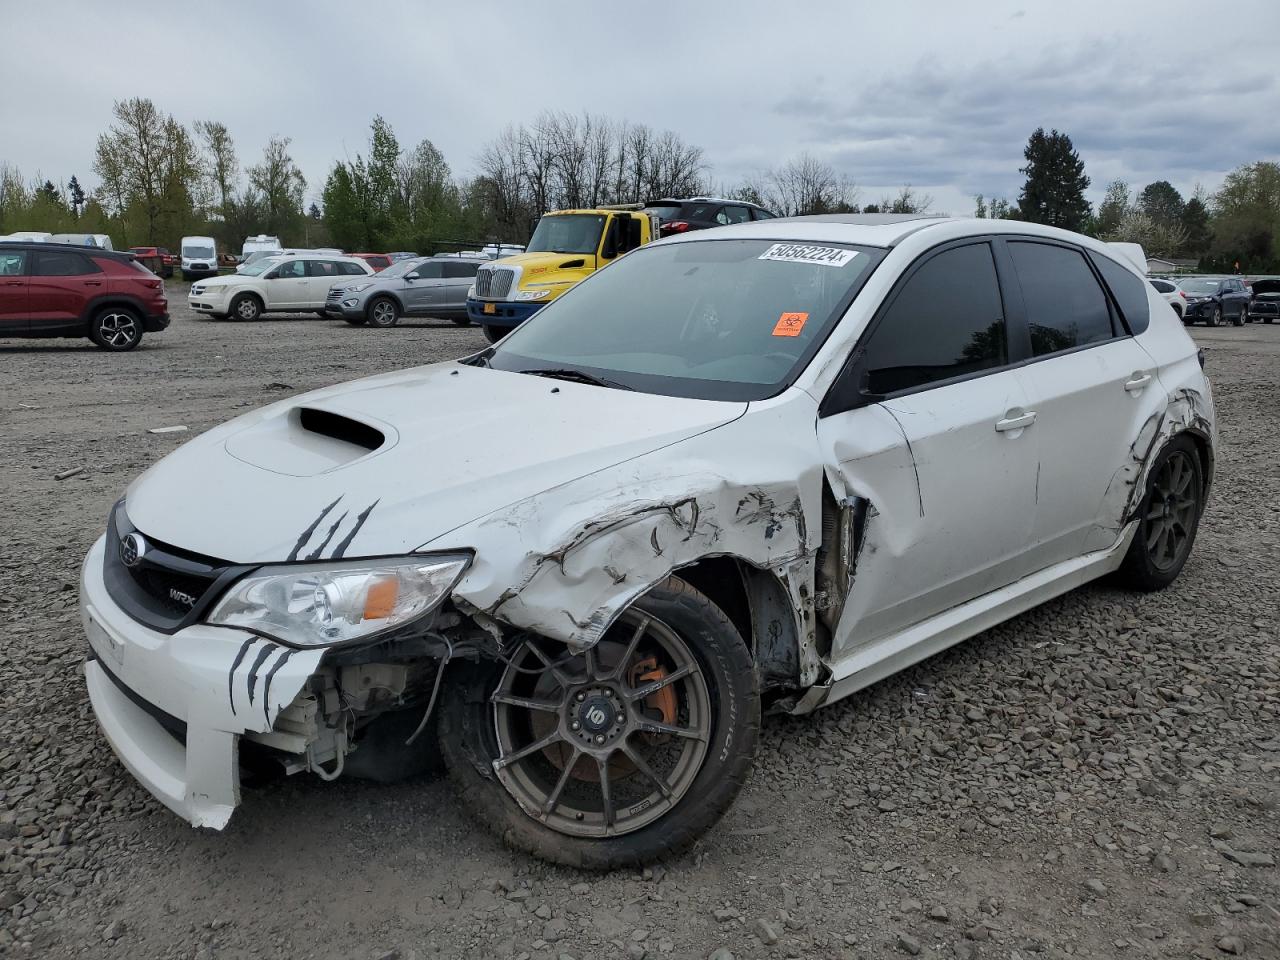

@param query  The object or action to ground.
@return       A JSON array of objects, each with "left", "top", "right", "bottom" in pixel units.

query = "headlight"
[
  {"left": 206, "top": 554, "right": 470, "bottom": 648},
  {"left": 347, "top": 282, "right": 374, "bottom": 293},
  {"left": 466, "top": 285, "right": 476, "bottom": 298},
  {"left": 514, "top": 289, "right": 551, "bottom": 302}
]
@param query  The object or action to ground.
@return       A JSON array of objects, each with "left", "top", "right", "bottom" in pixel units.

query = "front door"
[
  {"left": 403, "top": 261, "right": 444, "bottom": 314},
  {"left": 267, "top": 259, "right": 309, "bottom": 309},
  {"left": 0, "top": 248, "right": 30, "bottom": 334},
  {"left": 816, "top": 240, "right": 1039, "bottom": 657},
  {"left": 304, "top": 260, "right": 342, "bottom": 307}
]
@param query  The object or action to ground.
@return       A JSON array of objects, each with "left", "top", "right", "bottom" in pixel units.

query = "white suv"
[
  {"left": 188, "top": 254, "right": 373, "bottom": 320},
  {"left": 83, "top": 216, "right": 1214, "bottom": 868}
]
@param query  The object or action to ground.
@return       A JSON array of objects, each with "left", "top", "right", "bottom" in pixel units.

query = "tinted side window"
[
  {"left": 1092, "top": 251, "right": 1151, "bottom": 335},
  {"left": 862, "top": 243, "right": 1007, "bottom": 395},
  {"left": 413, "top": 261, "right": 444, "bottom": 279},
  {"left": 274, "top": 259, "right": 306, "bottom": 278},
  {"left": 307, "top": 260, "right": 341, "bottom": 279},
  {"left": 1009, "top": 242, "right": 1114, "bottom": 356},
  {"left": 718, "top": 206, "right": 752, "bottom": 224},
  {"left": 0, "top": 250, "right": 29, "bottom": 275},
  {"left": 443, "top": 261, "right": 480, "bottom": 279},
  {"left": 35, "top": 251, "right": 98, "bottom": 276},
  {"left": 343, "top": 261, "right": 367, "bottom": 276},
  {"left": 751, "top": 207, "right": 775, "bottom": 220}
]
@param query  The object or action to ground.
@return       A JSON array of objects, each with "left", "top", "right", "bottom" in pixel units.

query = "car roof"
[
  {"left": 648, "top": 196, "right": 770, "bottom": 210},
  {"left": 0, "top": 240, "right": 131, "bottom": 260}
]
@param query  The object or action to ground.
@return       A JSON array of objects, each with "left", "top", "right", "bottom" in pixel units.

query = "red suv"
[
  {"left": 0, "top": 243, "right": 170, "bottom": 351},
  {"left": 348, "top": 252, "right": 393, "bottom": 272}
]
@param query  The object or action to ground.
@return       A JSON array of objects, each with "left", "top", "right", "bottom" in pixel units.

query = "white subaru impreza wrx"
[{"left": 81, "top": 215, "right": 1214, "bottom": 868}]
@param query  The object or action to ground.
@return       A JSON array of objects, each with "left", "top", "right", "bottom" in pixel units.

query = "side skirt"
[{"left": 792, "top": 523, "right": 1135, "bottom": 715}]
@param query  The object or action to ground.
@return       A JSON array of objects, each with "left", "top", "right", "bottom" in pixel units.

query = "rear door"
[
  {"left": 1003, "top": 238, "right": 1166, "bottom": 567},
  {"left": 305, "top": 260, "right": 343, "bottom": 306},
  {"left": 0, "top": 248, "right": 30, "bottom": 333},
  {"left": 403, "top": 260, "right": 445, "bottom": 314},
  {"left": 442, "top": 261, "right": 480, "bottom": 312},
  {"left": 816, "top": 240, "right": 1040, "bottom": 656},
  {"left": 30, "top": 249, "right": 103, "bottom": 329}
]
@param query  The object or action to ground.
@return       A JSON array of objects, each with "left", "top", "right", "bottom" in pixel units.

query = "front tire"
[
  {"left": 452, "top": 317, "right": 472, "bottom": 327},
  {"left": 88, "top": 307, "right": 142, "bottom": 351},
  {"left": 366, "top": 297, "right": 399, "bottom": 328},
  {"left": 229, "top": 293, "right": 262, "bottom": 322},
  {"left": 1239, "top": 304, "right": 1249, "bottom": 325},
  {"left": 438, "top": 575, "right": 760, "bottom": 869},
  {"left": 1117, "top": 435, "right": 1204, "bottom": 592},
  {"left": 1207, "top": 306, "right": 1220, "bottom": 327},
  {"left": 482, "top": 324, "right": 507, "bottom": 343}
]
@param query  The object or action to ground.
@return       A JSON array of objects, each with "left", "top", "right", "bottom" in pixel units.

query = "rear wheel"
[
  {"left": 229, "top": 294, "right": 262, "bottom": 322},
  {"left": 1117, "top": 435, "right": 1204, "bottom": 591},
  {"left": 367, "top": 297, "right": 399, "bottom": 328},
  {"left": 438, "top": 576, "right": 760, "bottom": 869},
  {"left": 89, "top": 307, "right": 142, "bottom": 351}
]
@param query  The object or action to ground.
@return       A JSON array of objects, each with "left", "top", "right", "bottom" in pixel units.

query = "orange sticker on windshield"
[{"left": 772, "top": 312, "right": 808, "bottom": 337}]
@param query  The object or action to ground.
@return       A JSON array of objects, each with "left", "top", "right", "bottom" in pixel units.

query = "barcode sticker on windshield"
[{"left": 759, "top": 243, "right": 858, "bottom": 267}]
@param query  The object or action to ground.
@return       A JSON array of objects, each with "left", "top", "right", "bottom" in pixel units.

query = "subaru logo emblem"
[{"left": 119, "top": 532, "right": 147, "bottom": 568}]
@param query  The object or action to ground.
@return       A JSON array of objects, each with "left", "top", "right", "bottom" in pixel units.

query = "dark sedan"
[{"left": 643, "top": 197, "right": 777, "bottom": 237}]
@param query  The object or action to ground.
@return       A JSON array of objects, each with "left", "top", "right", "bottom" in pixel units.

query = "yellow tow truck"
[{"left": 467, "top": 204, "right": 660, "bottom": 341}]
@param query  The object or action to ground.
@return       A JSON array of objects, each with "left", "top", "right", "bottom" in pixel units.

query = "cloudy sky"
[{"left": 3, "top": 0, "right": 1277, "bottom": 216}]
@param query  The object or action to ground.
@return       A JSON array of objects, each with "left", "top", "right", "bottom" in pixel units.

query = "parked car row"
[{"left": 1147, "top": 274, "right": 1268, "bottom": 326}]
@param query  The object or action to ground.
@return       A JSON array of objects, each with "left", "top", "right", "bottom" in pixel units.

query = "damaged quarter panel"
[{"left": 433, "top": 392, "right": 827, "bottom": 686}]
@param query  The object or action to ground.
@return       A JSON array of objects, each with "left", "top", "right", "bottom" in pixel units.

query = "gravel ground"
[{"left": 0, "top": 289, "right": 1277, "bottom": 960}]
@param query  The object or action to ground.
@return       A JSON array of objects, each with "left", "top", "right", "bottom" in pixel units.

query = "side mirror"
[{"left": 405, "top": 273, "right": 418, "bottom": 282}]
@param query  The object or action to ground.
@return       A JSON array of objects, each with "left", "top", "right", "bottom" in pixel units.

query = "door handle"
[
  {"left": 995, "top": 409, "right": 1037, "bottom": 432},
  {"left": 1124, "top": 372, "right": 1153, "bottom": 393},
  {"left": 2, "top": 280, "right": 23, "bottom": 286},
  {"left": 83, "top": 280, "right": 103, "bottom": 286}
]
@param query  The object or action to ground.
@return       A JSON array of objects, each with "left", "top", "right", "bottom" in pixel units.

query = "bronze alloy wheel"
[{"left": 490, "top": 609, "right": 711, "bottom": 839}]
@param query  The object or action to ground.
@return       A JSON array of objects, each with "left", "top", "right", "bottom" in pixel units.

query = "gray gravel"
[{"left": 0, "top": 292, "right": 1277, "bottom": 959}]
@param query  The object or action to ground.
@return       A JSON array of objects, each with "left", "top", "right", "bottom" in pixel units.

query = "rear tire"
[
  {"left": 437, "top": 575, "right": 760, "bottom": 869},
  {"left": 229, "top": 293, "right": 262, "bottom": 322},
  {"left": 1117, "top": 435, "right": 1204, "bottom": 592},
  {"left": 366, "top": 297, "right": 399, "bottom": 328},
  {"left": 88, "top": 307, "right": 142, "bottom": 351}
]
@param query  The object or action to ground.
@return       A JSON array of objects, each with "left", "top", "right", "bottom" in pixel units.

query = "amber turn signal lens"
[{"left": 363, "top": 577, "right": 399, "bottom": 620}]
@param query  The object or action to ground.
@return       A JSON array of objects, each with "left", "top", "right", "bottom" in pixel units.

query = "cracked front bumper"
[{"left": 80, "top": 535, "right": 323, "bottom": 828}]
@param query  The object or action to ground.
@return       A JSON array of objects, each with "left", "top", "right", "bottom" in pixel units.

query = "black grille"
[{"left": 103, "top": 501, "right": 255, "bottom": 634}]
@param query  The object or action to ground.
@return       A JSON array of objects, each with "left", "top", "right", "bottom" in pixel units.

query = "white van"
[
  {"left": 2, "top": 231, "right": 54, "bottom": 243},
  {"left": 180, "top": 236, "right": 219, "bottom": 280},
  {"left": 51, "top": 233, "right": 114, "bottom": 250}
]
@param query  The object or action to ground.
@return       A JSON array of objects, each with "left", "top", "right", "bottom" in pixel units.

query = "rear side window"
[
  {"left": 0, "top": 250, "right": 28, "bottom": 275},
  {"left": 443, "top": 261, "right": 479, "bottom": 279},
  {"left": 1009, "top": 242, "right": 1115, "bottom": 356},
  {"left": 339, "top": 261, "right": 366, "bottom": 276},
  {"left": 862, "top": 242, "right": 1007, "bottom": 395},
  {"left": 751, "top": 207, "right": 776, "bottom": 220},
  {"left": 308, "top": 260, "right": 341, "bottom": 279},
  {"left": 35, "top": 251, "right": 99, "bottom": 276},
  {"left": 1092, "top": 252, "right": 1152, "bottom": 334}
]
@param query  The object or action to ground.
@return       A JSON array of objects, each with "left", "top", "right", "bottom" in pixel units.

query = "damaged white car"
[{"left": 80, "top": 215, "right": 1215, "bottom": 868}]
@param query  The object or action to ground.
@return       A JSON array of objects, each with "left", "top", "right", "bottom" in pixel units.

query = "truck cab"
[{"left": 466, "top": 206, "right": 657, "bottom": 341}]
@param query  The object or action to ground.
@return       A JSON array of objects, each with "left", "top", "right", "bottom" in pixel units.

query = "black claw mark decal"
[
  {"left": 331, "top": 499, "right": 380, "bottom": 559},
  {"left": 261, "top": 649, "right": 297, "bottom": 725},
  {"left": 246, "top": 643, "right": 276, "bottom": 706},
  {"left": 227, "top": 638, "right": 257, "bottom": 714},
  {"left": 288, "top": 497, "right": 343, "bottom": 562},
  {"left": 305, "top": 511, "right": 348, "bottom": 561}
]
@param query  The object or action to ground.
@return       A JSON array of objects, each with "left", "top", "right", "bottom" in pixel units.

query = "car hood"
[
  {"left": 494, "top": 251, "right": 599, "bottom": 273},
  {"left": 192, "top": 274, "right": 242, "bottom": 288},
  {"left": 1250, "top": 279, "right": 1280, "bottom": 297},
  {"left": 124, "top": 362, "right": 746, "bottom": 563}
]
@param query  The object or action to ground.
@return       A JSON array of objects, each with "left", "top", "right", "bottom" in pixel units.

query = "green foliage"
[
  {"left": 1016, "top": 128, "right": 1091, "bottom": 231},
  {"left": 1206, "top": 161, "right": 1280, "bottom": 271},
  {"left": 1138, "top": 180, "right": 1184, "bottom": 227},
  {"left": 1180, "top": 196, "right": 1211, "bottom": 259},
  {"left": 1094, "top": 180, "right": 1130, "bottom": 237}
]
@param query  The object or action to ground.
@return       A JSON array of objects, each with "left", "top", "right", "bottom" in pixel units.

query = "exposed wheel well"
[{"left": 672, "top": 556, "right": 802, "bottom": 695}]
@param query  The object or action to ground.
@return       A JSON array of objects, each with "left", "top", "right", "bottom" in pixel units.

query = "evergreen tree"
[
  {"left": 1016, "top": 128, "right": 1091, "bottom": 231},
  {"left": 37, "top": 180, "right": 61, "bottom": 205},
  {"left": 67, "top": 175, "right": 86, "bottom": 217},
  {"left": 1138, "top": 180, "right": 1184, "bottom": 229},
  {"left": 1095, "top": 180, "right": 1130, "bottom": 236},
  {"left": 1180, "top": 195, "right": 1211, "bottom": 259}
]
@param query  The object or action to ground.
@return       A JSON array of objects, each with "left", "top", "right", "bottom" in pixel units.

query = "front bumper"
[
  {"left": 324, "top": 302, "right": 365, "bottom": 319},
  {"left": 80, "top": 535, "right": 323, "bottom": 828},
  {"left": 465, "top": 298, "right": 545, "bottom": 328}
]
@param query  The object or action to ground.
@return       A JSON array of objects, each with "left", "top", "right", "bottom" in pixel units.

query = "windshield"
[
  {"left": 526, "top": 214, "right": 605, "bottom": 255},
  {"left": 238, "top": 257, "right": 282, "bottom": 277},
  {"left": 488, "top": 238, "right": 883, "bottom": 401},
  {"left": 375, "top": 258, "right": 426, "bottom": 279},
  {"left": 1179, "top": 279, "right": 1221, "bottom": 294},
  {"left": 184, "top": 245, "right": 214, "bottom": 259}
]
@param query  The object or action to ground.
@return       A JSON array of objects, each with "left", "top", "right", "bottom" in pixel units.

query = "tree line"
[{"left": 3, "top": 101, "right": 1279, "bottom": 271}]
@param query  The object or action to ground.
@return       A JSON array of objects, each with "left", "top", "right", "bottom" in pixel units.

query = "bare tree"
[
  {"left": 248, "top": 136, "right": 306, "bottom": 236},
  {"left": 759, "top": 153, "right": 857, "bottom": 216},
  {"left": 194, "top": 120, "right": 239, "bottom": 218}
]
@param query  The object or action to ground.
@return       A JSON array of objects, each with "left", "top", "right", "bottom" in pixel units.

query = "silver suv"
[{"left": 324, "top": 256, "right": 486, "bottom": 327}]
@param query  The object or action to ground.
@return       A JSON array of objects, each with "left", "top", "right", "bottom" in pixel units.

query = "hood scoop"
[{"left": 224, "top": 405, "right": 395, "bottom": 477}]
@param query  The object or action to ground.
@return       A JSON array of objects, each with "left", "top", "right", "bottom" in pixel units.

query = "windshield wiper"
[{"left": 520, "top": 368, "right": 633, "bottom": 391}]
